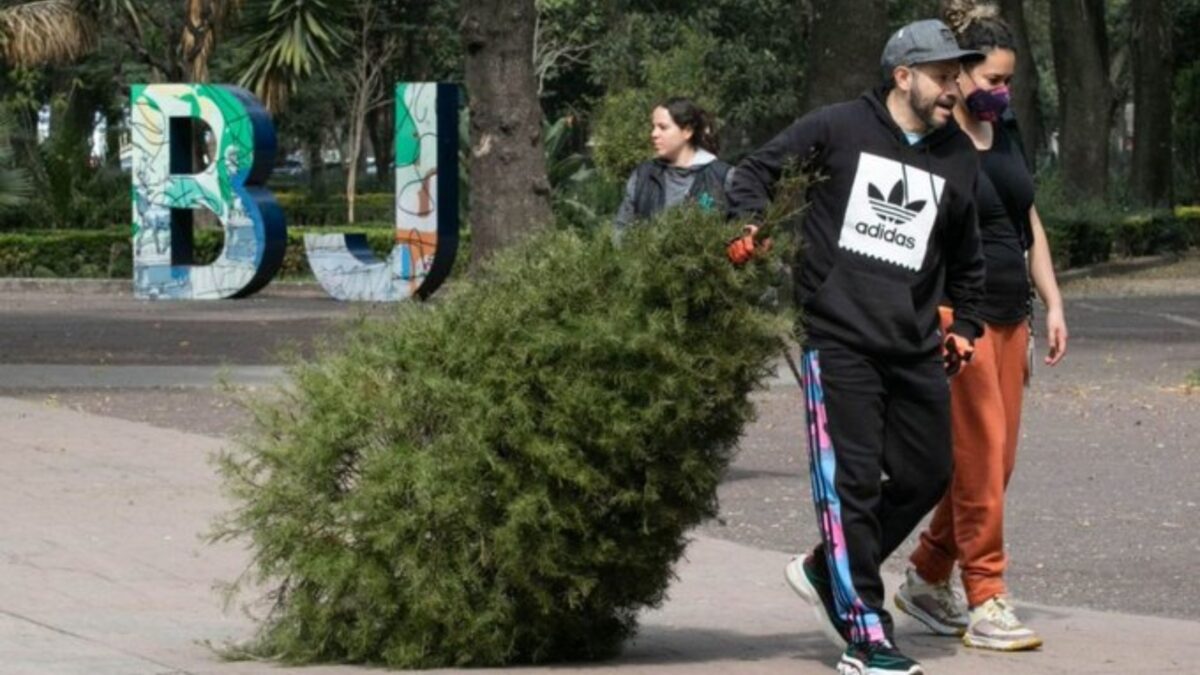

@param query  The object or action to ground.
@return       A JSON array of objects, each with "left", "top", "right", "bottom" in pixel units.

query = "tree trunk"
[
  {"left": 1130, "top": 0, "right": 1173, "bottom": 208},
  {"left": 346, "top": 70, "right": 370, "bottom": 225},
  {"left": 367, "top": 106, "right": 394, "bottom": 186},
  {"left": 307, "top": 142, "right": 324, "bottom": 196},
  {"left": 461, "top": 0, "right": 553, "bottom": 269},
  {"left": 1049, "top": 0, "right": 1112, "bottom": 201},
  {"left": 803, "top": 0, "right": 888, "bottom": 111},
  {"left": 182, "top": 0, "right": 217, "bottom": 82},
  {"left": 347, "top": 116, "right": 363, "bottom": 224},
  {"left": 998, "top": 0, "right": 1044, "bottom": 168}
]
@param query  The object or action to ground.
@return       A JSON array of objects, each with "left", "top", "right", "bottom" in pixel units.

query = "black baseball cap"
[{"left": 881, "top": 19, "right": 984, "bottom": 79}]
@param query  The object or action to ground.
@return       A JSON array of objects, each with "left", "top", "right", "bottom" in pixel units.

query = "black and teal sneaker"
[
  {"left": 837, "top": 640, "right": 923, "bottom": 675},
  {"left": 784, "top": 551, "right": 849, "bottom": 648}
]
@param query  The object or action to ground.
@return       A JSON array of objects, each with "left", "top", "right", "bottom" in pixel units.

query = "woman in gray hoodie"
[{"left": 613, "top": 98, "right": 734, "bottom": 232}]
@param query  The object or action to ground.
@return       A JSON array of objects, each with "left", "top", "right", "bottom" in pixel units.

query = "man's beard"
[{"left": 908, "top": 87, "right": 956, "bottom": 130}]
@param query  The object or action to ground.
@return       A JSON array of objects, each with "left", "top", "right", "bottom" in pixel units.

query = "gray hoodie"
[{"left": 613, "top": 149, "right": 734, "bottom": 231}]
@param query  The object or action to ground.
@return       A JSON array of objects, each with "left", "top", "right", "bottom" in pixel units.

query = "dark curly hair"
[
  {"left": 658, "top": 97, "right": 719, "bottom": 154},
  {"left": 943, "top": 0, "right": 1016, "bottom": 59}
]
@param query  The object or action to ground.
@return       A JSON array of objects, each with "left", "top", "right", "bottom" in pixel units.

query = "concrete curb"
[
  {"left": 0, "top": 277, "right": 329, "bottom": 298},
  {"left": 0, "top": 364, "right": 286, "bottom": 390}
]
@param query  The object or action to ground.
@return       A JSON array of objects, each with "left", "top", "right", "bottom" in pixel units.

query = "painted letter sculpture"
[
  {"left": 131, "top": 84, "right": 286, "bottom": 299},
  {"left": 129, "top": 82, "right": 459, "bottom": 301},
  {"left": 306, "top": 83, "right": 460, "bottom": 301}
]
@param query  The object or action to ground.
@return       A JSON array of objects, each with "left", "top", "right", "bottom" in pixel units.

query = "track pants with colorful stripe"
[{"left": 801, "top": 342, "right": 953, "bottom": 644}]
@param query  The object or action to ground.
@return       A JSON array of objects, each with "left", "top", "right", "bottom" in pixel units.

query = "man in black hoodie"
[{"left": 728, "top": 19, "right": 986, "bottom": 675}]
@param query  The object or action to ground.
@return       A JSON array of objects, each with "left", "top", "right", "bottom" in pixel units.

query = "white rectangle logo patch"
[{"left": 839, "top": 152, "right": 945, "bottom": 271}]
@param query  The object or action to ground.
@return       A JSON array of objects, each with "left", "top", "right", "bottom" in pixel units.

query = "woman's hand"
[{"left": 1044, "top": 306, "right": 1068, "bottom": 366}]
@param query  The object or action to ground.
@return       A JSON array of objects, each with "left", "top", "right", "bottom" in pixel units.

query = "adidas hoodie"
[{"left": 728, "top": 87, "right": 985, "bottom": 357}]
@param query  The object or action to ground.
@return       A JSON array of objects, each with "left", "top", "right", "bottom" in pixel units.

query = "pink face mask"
[{"left": 965, "top": 85, "right": 1010, "bottom": 122}]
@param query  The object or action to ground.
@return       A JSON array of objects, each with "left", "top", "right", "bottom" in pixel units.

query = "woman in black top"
[{"left": 895, "top": 1, "right": 1068, "bottom": 652}]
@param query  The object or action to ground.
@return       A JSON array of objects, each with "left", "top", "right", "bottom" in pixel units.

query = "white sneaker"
[
  {"left": 963, "top": 596, "right": 1043, "bottom": 651},
  {"left": 893, "top": 568, "right": 967, "bottom": 636},
  {"left": 784, "top": 553, "right": 849, "bottom": 648}
]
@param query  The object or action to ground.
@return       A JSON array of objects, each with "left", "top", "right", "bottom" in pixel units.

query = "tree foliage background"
[{"left": 1, "top": 0, "right": 1198, "bottom": 237}]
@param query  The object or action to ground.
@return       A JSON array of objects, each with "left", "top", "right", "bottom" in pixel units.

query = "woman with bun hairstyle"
[
  {"left": 894, "top": 0, "right": 1068, "bottom": 652},
  {"left": 614, "top": 97, "right": 734, "bottom": 232}
]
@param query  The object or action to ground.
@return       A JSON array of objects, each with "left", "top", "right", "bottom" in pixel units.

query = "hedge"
[
  {"left": 3, "top": 206, "right": 1197, "bottom": 280},
  {"left": 274, "top": 192, "right": 394, "bottom": 226},
  {"left": 0, "top": 224, "right": 397, "bottom": 279},
  {"left": 1041, "top": 207, "right": 1200, "bottom": 269}
]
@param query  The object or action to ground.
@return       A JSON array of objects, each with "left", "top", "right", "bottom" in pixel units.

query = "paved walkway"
[{"left": 3, "top": 396, "right": 1198, "bottom": 674}]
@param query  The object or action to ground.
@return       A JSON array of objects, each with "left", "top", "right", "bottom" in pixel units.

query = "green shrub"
[
  {"left": 275, "top": 192, "right": 394, "bottom": 226},
  {"left": 0, "top": 111, "right": 127, "bottom": 231},
  {"left": 210, "top": 200, "right": 794, "bottom": 667},
  {"left": 551, "top": 172, "right": 625, "bottom": 233},
  {"left": 1037, "top": 172, "right": 1117, "bottom": 267},
  {"left": 591, "top": 29, "right": 722, "bottom": 182},
  {"left": 0, "top": 230, "right": 132, "bottom": 277},
  {"left": 1040, "top": 212, "right": 1115, "bottom": 268},
  {"left": 1112, "top": 211, "right": 1196, "bottom": 257},
  {"left": 0, "top": 110, "right": 30, "bottom": 212}
]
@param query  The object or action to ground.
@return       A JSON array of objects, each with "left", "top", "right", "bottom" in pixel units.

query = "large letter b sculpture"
[{"left": 130, "top": 84, "right": 286, "bottom": 299}]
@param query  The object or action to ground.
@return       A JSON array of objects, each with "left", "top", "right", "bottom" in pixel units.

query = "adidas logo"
[
  {"left": 867, "top": 180, "right": 926, "bottom": 225},
  {"left": 840, "top": 152, "right": 944, "bottom": 271}
]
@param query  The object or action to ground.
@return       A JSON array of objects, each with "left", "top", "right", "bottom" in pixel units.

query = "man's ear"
[{"left": 892, "top": 66, "right": 912, "bottom": 93}]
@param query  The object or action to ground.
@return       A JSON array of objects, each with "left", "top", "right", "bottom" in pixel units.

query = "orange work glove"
[
  {"left": 727, "top": 224, "right": 772, "bottom": 266},
  {"left": 943, "top": 332, "right": 976, "bottom": 376}
]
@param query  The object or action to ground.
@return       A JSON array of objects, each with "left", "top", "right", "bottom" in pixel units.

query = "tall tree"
[
  {"left": 461, "top": 0, "right": 553, "bottom": 268},
  {"left": 998, "top": 0, "right": 1043, "bottom": 167},
  {"left": 1130, "top": 0, "right": 1173, "bottom": 207},
  {"left": 182, "top": 0, "right": 232, "bottom": 82},
  {"left": 343, "top": 0, "right": 399, "bottom": 223},
  {"left": 1049, "top": 0, "right": 1112, "bottom": 201},
  {"left": 802, "top": 0, "right": 888, "bottom": 110}
]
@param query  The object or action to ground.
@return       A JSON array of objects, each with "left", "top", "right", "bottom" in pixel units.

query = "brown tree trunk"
[
  {"left": 307, "top": 142, "right": 324, "bottom": 195},
  {"left": 344, "top": 1, "right": 397, "bottom": 224},
  {"left": 462, "top": 0, "right": 552, "bottom": 269},
  {"left": 182, "top": 0, "right": 217, "bottom": 82},
  {"left": 1131, "top": 0, "right": 1173, "bottom": 208},
  {"left": 803, "top": 0, "right": 888, "bottom": 111},
  {"left": 367, "top": 106, "right": 394, "bottom": 186},
  {"left": 998, "top": 0, "right": 1044, "bottom": 168},
  {"left": 1049, "top": 0, "right": 1112, "bottom": 201},
  {"left": 347, "top": 104, "right": 365, "bottom": 224}
]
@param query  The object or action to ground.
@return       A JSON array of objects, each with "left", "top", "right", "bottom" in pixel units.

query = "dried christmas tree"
[{"left": 212, "top": 181, "right": 803, "bottom": 668}]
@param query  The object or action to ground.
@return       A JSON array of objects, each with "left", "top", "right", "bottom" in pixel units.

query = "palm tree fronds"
[
  {"left": 0, "top": 0, "right": 100, "bottom": 67},
  {"left": 235, "top": 0, "right": 349, "bottom": 112},
  {"left": 0, "top": 111, "right": 30, "bottom": 210},
  {"left": 0, "top": 166, "right": 32, "bottom": 209}
]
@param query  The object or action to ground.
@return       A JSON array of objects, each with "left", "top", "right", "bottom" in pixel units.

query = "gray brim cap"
[{"left": 880, "top": 19, "right": 985, "bottom": 78}]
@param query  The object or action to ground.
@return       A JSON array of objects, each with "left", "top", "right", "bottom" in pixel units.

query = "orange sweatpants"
[{"left": 909, "top": 307, "right": 1030, "bottom": 607}]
